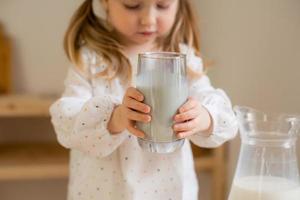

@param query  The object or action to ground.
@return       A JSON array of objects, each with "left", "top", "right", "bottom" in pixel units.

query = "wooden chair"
[
  {"left": 192, "top": 144, "right": 227, "bottom": 200},
  {"left": 0, "top": 22, "right": 11, "bottom": 94}
]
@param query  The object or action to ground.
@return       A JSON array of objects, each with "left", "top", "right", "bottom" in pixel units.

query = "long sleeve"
[
  {"left": 49, "top": 50, "right": 128, "bottom": 158},
  {"left": 180, "top": 44, "right": 238, "bottom": 148},
  {"left": 188, "top": 75, "right": 238, "bottom": 147}
]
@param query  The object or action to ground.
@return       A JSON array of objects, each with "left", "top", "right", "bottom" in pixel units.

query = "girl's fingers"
[
  {"left": 177, "top": 130, "right": 196, "bottom": 139},
  {"left": 124, "top": 96, "right": 151, "bottom": 113},
  {"left": 179, "top": 97, "right": 198, "bottom": 113},
  {"left": 127, "top": 123, "right": 145, "bottom": 138},
  {"left": 174, "top": 109, "right": 198, "bottom": 123},
  {"left": 126, "top": 108, "right": 151, "bottom": 123},
  {"left": 173, "top": 118, "right": 198, "bottom": 132},
  {"left": 126, "top": 87, "right": 144, "bottom": 102}
]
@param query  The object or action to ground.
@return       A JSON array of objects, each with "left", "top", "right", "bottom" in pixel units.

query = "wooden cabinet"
[
  {"left": 0, "top": 143, "right": 68, "bottom": 180},
  {"left": 0, "top": 95, "right": 69, "bottom": 181},
  {"left": 0, "top": 23, "right": 11, "bottom": 94},
  {"left": 0, "top": 24, "right": 68, "bottom": 181},
  {"left": 192, "top": 144, "right": 227, "bottom": 200}
]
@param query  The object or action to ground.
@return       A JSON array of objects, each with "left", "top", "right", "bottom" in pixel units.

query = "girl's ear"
[
  {"left": 99, "top": 0, "right": 114, "bottom": 32},
  {"left": 92, "top": 0, "right": 107, "bottom": 18},
  {"left": 100, "top": 0, "right": 109, "bottom": 11}
]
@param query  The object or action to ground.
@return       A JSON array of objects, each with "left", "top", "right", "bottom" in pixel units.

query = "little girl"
[{"left": 50, "top": 0, "right": 237, "bottom": 199}]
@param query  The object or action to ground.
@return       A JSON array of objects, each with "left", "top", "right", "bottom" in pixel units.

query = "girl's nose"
[{"left": 140, "top": 8, "right": 156, "bottom": 26}]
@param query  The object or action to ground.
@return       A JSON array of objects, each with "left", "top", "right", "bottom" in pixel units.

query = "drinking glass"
[{"left": 136, "top": 52, "right": 188, "bottom": 153}]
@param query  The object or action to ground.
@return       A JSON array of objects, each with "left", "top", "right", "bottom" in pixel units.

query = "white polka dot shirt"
[{"left": 49, "top": 44, "right": 238, "bottom": 200}]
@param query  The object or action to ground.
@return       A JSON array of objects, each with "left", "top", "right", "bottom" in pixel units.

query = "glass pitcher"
[
  {"left": 136, "top": 52, "right": 188, "bottom": 153},
  {"left": 228, "top": 106, "right": 300, "bottom": 200}
]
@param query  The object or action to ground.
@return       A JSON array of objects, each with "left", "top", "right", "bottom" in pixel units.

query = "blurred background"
[{"left": 0, "top": 0, "right": 299, "bottom": 200}]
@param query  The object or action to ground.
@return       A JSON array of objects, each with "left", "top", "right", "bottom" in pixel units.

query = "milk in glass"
[{"left": 136, "top": 52, "right": 188, "bottom": 153}]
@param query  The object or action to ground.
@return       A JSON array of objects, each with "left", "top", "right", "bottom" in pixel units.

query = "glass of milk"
[
  {"left": 136, "top": 52, "right": 188, "bottom": 153},
  {"left": 228, "top": 106, "right": 300, "bottom": 200}
]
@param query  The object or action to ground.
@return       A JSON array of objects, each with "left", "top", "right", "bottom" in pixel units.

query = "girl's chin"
[{"left": 132, "top": 37, "right": 156, "bottom": 45}]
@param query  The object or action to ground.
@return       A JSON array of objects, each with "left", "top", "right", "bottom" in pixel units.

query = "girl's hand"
[
  {"left": 173, "top": 97, "right": 213, "bottom": 139},
  {"left": 108, "top": 87, "right": 151, "bottom": 138}
]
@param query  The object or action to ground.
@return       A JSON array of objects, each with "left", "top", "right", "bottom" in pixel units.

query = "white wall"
[
  {"left": 196, "top": 0, "right": 300, "bottom": 112},
  {"left": 1, "top": 0, "right": 300, "bottom": 199}
]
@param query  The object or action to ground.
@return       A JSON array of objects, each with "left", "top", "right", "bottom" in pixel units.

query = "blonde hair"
[{"left": 64, "top": 0, "right": 202, "bottom": 84}]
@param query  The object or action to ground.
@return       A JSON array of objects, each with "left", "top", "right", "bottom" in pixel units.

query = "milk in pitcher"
[{"left": 228, "top": 176, "right": 300, "bottom": 200}]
